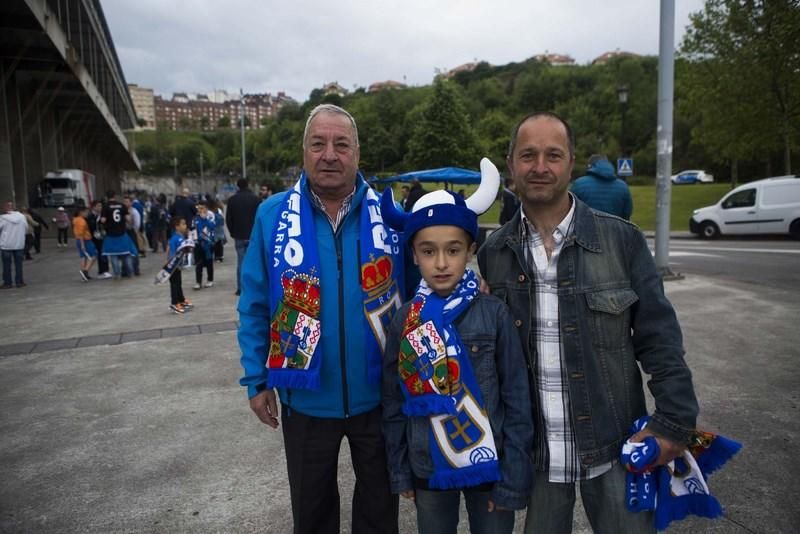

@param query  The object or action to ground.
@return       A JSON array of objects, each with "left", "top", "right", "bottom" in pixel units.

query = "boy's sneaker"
[
  {"left": 170, "top": 303, "right": 185, "bottom": 314},
  {"left": 98, "top": 272, "right": 113, "bottom": 279},
  {"left": 193, "top": 283, "right": 201, "bottom": 290},
  {"left": 203, "top": 281, "right": 214, "bottom": 288},
  {"left": 79, "top": 270, "right": 89, "bottom": 282},
  {"left": 181, "top": 299, "right": 194, "bottom": 310}
]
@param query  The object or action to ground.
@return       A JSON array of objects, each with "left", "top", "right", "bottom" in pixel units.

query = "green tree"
[
  {"left": 217, "top": 115, "right": 231, "bottom": 128},
  {"left": 406, "top": 79, "right": 480, "bottom": 169},
  {"left": 681, "top": 0, "right": 800, "bottom": 176}
]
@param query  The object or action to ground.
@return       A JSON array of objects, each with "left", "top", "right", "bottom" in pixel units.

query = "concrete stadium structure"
[{"left": 0, "top": 0, "right": 139, "bottom": 207}]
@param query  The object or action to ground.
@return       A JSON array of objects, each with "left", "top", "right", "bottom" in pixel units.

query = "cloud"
[{"left": 103, "top": 0, "right": 706, "bottom": 101}]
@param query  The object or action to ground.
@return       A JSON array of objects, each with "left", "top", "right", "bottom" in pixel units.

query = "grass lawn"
[
  {"left": 629, "top": 183, "right": 731, "bottom": 231},
  {"left": 387, "top": 182, "right": 733, "bottom": 232}
]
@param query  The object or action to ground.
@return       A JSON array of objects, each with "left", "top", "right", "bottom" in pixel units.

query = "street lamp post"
[
  {"left": 240, "top": 88, "right": 247, "bottom": 179},
  {"left": 199, "top": 151, "right": 205, "bottom": 199},
  {"left": 617, "top": 84, "right": 629, "bottom": 158}
]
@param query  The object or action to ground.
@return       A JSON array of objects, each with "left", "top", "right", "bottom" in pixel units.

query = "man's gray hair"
[{"left": 303, "top": 104, "right": 360, "bottom": 148}]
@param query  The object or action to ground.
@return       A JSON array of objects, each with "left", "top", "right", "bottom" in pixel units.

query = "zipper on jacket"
[{"left": 336, "top": 231, "right": 350, "bottom": 418}]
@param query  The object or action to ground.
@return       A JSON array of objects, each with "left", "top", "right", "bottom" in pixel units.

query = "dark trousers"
[
  {"left": 195, "top": 245, "right": 213, "bottom": 283},
  {"left": 57, "top": 228, "right": 68, "bottom": 245},
  {"left": 33, "top": 227, "right": 42, "bottom": 253},
  {"left": 151, "top": 227, "right": 167, "bottom": 252},
  {"left": 213, "top": 239, "right": 224, "bottom": 260},
  {"left": 169, "top": 269, "right": 185, "bottom": 305},
  {"left": 281, "top": 406, "right": 399, "bottom": 534},
  {"left": 24, "top": 235, "right": 33, "bottom": 259},
  {"left": 2, "top": 249, "right": 24, "bottom": 286},
  {"left": 93, "top": 238, "right": 109, "bottom": 274}
]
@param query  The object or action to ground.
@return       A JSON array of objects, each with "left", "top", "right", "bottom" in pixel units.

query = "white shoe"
[
  {"left": 193, "top": 283, "right": 201, "bottom": 290},
  {"left": 203, "top": 281, "right": 214, "bottom": 288},
  {"left": 98, "top": 272, "right": 113, "bottom": 279}
]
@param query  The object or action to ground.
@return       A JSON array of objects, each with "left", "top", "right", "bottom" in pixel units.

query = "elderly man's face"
[{"left": 303, "top": 112, "right": 360, "bottom": 198}]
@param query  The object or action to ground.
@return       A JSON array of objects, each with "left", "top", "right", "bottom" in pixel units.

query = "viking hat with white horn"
[{"left": 380, "top": 158, "right": 501, "bottom": 243}]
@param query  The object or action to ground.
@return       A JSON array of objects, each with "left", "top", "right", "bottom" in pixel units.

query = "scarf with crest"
[
  {"left": 621, "top": 416, "right": 742, "bottom": 531},
  {"left": 398, "top": 269, "right": 501, "bottom": 489},
  {"left": 266, "top": 172, "right": 403, "bottom": 390}
]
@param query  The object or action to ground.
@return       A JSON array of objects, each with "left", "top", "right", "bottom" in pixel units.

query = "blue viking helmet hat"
[{"left": 380, "top": 158, "right": 501, "bottom": 243}]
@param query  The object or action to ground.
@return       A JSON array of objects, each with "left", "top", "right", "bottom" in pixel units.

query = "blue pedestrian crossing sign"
[{"left": 617, "top": 158, "right": 634, "bottom": 177}]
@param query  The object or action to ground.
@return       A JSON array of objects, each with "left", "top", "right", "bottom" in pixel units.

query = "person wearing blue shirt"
[{"left": 238, "top": 104, "right": 414, "bottom": 534}]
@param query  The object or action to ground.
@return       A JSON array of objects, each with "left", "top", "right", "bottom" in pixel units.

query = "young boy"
[
  {"left": 167, "top": 217, "right": 193, "bottom": 314},
  {"left": 72, "top": 206, "right": 97, "bottom": 281},
  {"left": 380, "top": 171, "right": 534, "bottom": 534},
  {"left": 192, "top": 201, "right": 215, "bottom": 290}
]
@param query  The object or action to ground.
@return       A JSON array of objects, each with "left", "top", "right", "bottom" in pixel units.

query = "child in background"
[
  {"left": 53, "top": 206, "right": 70, "bottom": 247},
  {"left": 72, "top": 206, "right": 97, "bottom": 282},
  {"left": 192, "top": 201, "right": 215, "bottom": 290},
  {"left": 380, "top": 166, "right": 534, "bottom": 534},
  {"left": 167, "top": 217, "right": 193, "bottom": 314}
]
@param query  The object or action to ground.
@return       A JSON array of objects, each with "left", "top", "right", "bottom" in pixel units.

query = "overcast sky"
[{"left": 103, "top": 0, "right": 707, "bottom": 102}]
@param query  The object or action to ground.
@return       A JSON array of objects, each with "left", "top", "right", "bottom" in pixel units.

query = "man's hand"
[
  {"left": 400, "top": 490, "right": 415, "bottom": 501},
  {"left": 249, "top": 389, "right": 279, "bottom": 428},
  {"left": 630, "top": 428, "right": 686, "bottom": 466},
  {"left": 487, "top": 500, "right": 510, "bottom": 512}
]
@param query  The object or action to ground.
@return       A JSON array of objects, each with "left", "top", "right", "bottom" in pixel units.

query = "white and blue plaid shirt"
[
  {"left": 309, "top": 185, "right": 356, "bottom": 232},
  {"left": 521, "top": 195, "right": 614, "bottom": 483}
]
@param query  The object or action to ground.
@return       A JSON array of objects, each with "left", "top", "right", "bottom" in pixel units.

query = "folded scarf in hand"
[{"left": 620, "top": 416, "right": 742, "bottom": 531}]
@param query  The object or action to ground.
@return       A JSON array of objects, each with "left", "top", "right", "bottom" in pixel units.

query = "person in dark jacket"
[
  {"left": 404, "top": 179, "right": 427, "bottom": 212},
  {"left": 87, "top": 200, "right": 111, "bottom": 278},
  {"left": 225, "top": 178, "right": 260, "bottom": 296},
  {"left": 479, "top": 112, "right": 697, "bottom": 533},
  {"left": 499, "top": 177, "right": 519, "bottom": 225},
  {"left": 169, "top": 188, "right": 197, "bottom": 228},
  {"left": 27, "top": 208, "right": 49, "bottom": 253},
  {"left": 570, "top": 155, "right": 633, "bottom": 220}
]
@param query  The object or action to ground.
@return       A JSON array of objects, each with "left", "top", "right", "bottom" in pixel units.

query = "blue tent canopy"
[{"left": 369, "top": 166, "right": 481, "bottom": 185}]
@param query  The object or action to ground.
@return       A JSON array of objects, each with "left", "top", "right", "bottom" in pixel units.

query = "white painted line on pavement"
[
  {"left": 648, "top": 249, "right": 721, "bottom": 258},
  {"left": 670, "top": 246, "right": 800, "bottom": 255}
]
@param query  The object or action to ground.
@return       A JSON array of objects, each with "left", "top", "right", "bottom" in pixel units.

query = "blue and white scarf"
[
  {"left": 267, "top": 172, "right": 403, "bottom": 390},
  {"left": 621, "top": 416, "right": 742, "bottom": 531},
  {"left": 398, "top": 269, "right": 501, "bottom": 489}
]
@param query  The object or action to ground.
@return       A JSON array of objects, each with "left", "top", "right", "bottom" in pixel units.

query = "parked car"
[
  {"left": 671, "top": 170, "right": 714, "bottom": 184},
  {"left": 689, "top": 175, "right": 800, "bottom": 239}
]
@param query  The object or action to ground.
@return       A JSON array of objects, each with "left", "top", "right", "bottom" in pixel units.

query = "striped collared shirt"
[
  {"left": 308, "top": 185, "right": 356, "bottom": 232},
  {"left": 520, "top": 195, "right": 614, "bottom": 483}
]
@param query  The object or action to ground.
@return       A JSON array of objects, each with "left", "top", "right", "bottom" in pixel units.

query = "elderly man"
[
  {"left": 238, "top": 104, "right": 406, "bottom": 534},
  {"left": 0, "top": 201, "right": 28, "bottom": 288},
  {"left": 478, "top": 112, "right": 698, "bottom": 533}
]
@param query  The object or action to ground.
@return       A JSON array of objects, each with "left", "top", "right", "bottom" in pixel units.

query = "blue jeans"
[
  {"left": 235, "top": 239, "right": 249, "bottom": 292},
  {"left": 415, "top": 488, "right": 514, "bottom": 534},
  {"left": 109, "top": 254, "right": 133, "bottom": 278},
  {"left": 1, "top": 249, "right": 24, "bottom": 286},
  {"left": 523, "top": 463, "right": 655, "bottom": 534}
]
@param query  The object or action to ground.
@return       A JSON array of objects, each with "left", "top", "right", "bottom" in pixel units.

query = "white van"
[{"left": 689, "top": 176, "right": 800, "bottom": 239}]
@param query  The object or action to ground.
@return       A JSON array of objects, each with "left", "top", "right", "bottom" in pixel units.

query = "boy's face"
[
  {"left": 176, "top": 220, "right": 188, "bottom": 235},
  {"left": 197, "top": 205, "right": 207, "bottom": 217},
  {"left": 411, "top": 225, "right": 476, "bottom": 297}
]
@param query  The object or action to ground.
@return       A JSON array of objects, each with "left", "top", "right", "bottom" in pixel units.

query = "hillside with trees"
[{"left": 130, "top": 0, "right": 798, "bottom": 186}]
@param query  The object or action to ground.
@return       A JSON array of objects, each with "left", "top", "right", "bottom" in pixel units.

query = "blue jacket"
[
  {"left": 571, "top": 160, "right": 633, "bottom": 220},
  {"left": 478, "top": 198, "right": 697, "bottom": 469},
  {"left": 167, "top": 231, "right": 184, "bottom": 260},
  {"left": 238, "top": 179, "right": 416, "bottom": 418},
  {"left": 381, "top": 293, "right": 534, "bottom": 509}
]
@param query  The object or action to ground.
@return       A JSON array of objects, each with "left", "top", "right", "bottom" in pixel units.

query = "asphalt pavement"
[{"left": 1, "top": 236, "right": 798, "bottom": 533}]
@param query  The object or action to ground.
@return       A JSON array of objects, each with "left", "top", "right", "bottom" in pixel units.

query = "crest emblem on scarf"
[
  {"left": 268, "top": 269, "right": 322, "bottom": 370},
  {"left": 397, "top": 298, "right": 462, "bottom": 396}
]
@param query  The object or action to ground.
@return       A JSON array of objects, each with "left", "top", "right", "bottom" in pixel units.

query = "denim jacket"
[
  {"left": 477, "top": 198, "right": 698, "bottom": 469},
  {"left": 381, "top": 292, "right": 534, "bottom": 510}
]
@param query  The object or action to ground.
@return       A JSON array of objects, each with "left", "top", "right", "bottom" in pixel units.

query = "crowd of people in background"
[{"left": 0, "top": 179, "right": 273, "bottom": 308}]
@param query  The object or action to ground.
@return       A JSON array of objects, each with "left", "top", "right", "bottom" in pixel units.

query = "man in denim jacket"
[{"left": 478, "top": 112, "right": 698, "bottom": 534}]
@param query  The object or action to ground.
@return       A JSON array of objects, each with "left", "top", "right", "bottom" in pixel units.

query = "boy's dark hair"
[
  {"left": 73, "top": 206, "right": 86, "bottom": 217},
  {"left": 106, "top": 190, "right": 116, "bottom": 199},
  {"left": 91, "top": 200, "right": 103, "bottom": 208},
  {"left": 171, "top": 216, "right": 186, "bottom": 230},
  {"left": 411, "top": 226, "right": 474, "bottom": 249},
  {"left": 237, "top": 178, "right": 249, "bottom": 189},
  {"left": 196, "top": 201, "right": 208, "bottom": 208}
]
